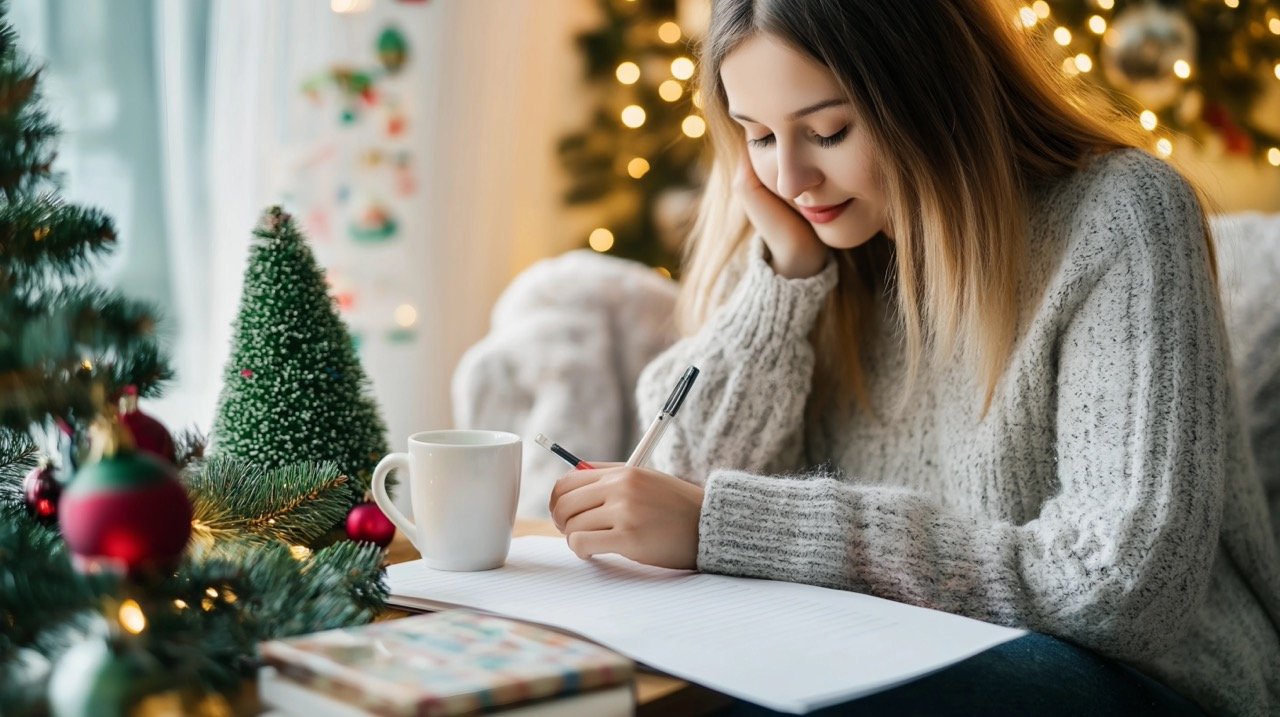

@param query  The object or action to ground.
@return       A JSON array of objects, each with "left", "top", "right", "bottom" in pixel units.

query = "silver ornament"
[{"left": 1100, "top": 2, "right": 1196, "bottom": 111}]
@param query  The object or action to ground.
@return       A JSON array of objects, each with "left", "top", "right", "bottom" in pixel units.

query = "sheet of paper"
[{"left": 386, "top": 536, "right": 1025, "bottom": 714}]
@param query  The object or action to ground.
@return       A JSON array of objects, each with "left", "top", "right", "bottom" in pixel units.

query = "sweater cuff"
[{"left": 709, "top": 236, "right": 838, "bottom": 352}]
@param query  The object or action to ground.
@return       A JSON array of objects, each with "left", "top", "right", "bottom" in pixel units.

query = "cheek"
[{"left": 749, "top": 153, "right": 780, "bottom": 191}]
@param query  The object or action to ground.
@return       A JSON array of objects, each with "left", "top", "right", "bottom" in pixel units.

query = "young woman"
[{"left": 548, "top": 1, "right": 1280, "bottom": 714}]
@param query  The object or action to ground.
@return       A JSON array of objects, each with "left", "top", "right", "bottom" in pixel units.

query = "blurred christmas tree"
[
  {"left": 212, "top": 206, "right": 389, "bottom": 509},
  {"left": 1033, "top": 0, "right": 1280, "bottom": 164},
  {"left": 558, "top": 0, "right": 709, "bottom": 275}
]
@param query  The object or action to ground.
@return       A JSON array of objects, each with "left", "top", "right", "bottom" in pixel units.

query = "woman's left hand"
[{"left": 548, "top": 465, "right": 704, "bottom": 570}]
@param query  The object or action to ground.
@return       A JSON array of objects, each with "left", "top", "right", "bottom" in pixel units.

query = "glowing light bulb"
[
  {"left": 1088, "top": 15, "right": 1107, "bottom": 33},
  {"left": 1224, "top": 0, "right": 1238, "bottom": 8},
  {"left": 119, "top": 600, "right": 147, "bottom": 634},
  {"left": 1268, "top": 147, "right": 1280, "bottom": 166},
  {"left": 682, "top": 115, "right": 707, "bottom": 138},
  {"left": 621, "top": 105, "right": 646, "bottom": 128},
  {"left": 658, "top": 22, "right": 682, "bottom": 44},
  {"left": 1155, "top": 138, "right": 1173, "bottom": 156},
  {"left": 615, "top": 61, "right": 641, "bottom": 85},
  {"left": 1019, "top": 7, "right": 1037, "bottom": 27},
  {"left": 1097, "top": 0, "right": 1114, "bottom": 9},
  {"left": 1054, "top": 27, "right": 1072, "bottom": 45},
  {"left": 589, "top": 228, "right": 615, "bottom": 252},
  {"left": 1173, "top": 60, "right": 1190, "bottom": 79},
  {"left": 627, "top": 157, "right": 651, "bottom": 178},
  {"left": 1033, "top": 1, "right": 1050, "bottom": 18},
  {"left": 394, "top": 304, "right": 417, "bottom": 328},
  {"left": 1140, "top": 110, "right": 1157, "bottom": 131},
  {"left": 671, "top": 57, "right": 695, "bottom": 80},
  {"left": 1269, "top": 18, "right": 1280, "bottom": 35},
  {"left": 659, "top": 80, "right": 683, "bottom": 102},
  {"left": 1074, "top": 54, "right": 1093, "bottom": 72}
]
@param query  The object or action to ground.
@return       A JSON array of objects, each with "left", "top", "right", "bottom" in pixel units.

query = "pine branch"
[
  {"left": 0, "top": 196, "right": 117, "bottom": 290},
  {"left": 0, "top": 426, "right": 37, "bottom": 507},
  {"left": 186, "top": 457, "right": 352, "bottom": 549}
]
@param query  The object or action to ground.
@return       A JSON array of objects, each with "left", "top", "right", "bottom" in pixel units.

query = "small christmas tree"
[{"left": 212, "top": 207, "right": 388, "bottom": 507}]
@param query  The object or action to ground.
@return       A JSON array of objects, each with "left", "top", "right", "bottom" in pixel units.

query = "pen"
[
  {"left": 534, "top": 433, "right": 596, "bottom": 470},
  {"left": 626, "top": 365, "right": 699, "bottom": 468}
]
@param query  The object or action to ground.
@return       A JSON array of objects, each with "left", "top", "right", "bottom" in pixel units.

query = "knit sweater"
[{"left": 636, "top": 149, "right": 1280, "bottom": 716}]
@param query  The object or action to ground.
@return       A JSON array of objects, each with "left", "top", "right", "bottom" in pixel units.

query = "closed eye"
[{"left": 747, "top": 126, "right": 850, "bottom": 149}]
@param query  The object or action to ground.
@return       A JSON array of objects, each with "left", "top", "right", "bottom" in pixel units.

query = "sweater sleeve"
[
  {"left": 697, "top": 159, "right": 1227, "bottom": 664},
  {"left": 634, "top": 236, "right": 838, "bottom": 482}
]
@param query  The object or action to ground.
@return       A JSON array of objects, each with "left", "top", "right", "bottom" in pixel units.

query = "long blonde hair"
[{"left": 680, "top": 0, "right": 1214, "bottom": 419}]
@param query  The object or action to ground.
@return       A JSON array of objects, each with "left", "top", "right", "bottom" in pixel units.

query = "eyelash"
[{"left": 747, "top": 126, "right": 849, "bottom": 149}]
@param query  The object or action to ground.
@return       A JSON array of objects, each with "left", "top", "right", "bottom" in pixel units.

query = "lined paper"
[{"left": 386, "top": 536, "right": 1025, "bottom": 714}]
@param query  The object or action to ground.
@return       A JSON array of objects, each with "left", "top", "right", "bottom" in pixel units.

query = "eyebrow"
[{"left": 729, "top": 98, "right": 848, "bottom": 124}]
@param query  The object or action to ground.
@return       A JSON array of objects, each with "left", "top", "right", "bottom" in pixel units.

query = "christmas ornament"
[
  {"left": 349, "top": 200, "right": 398, "bottom": 243},
  {"left": 58, "top": 418, "right": 193, "bottom": 574},
  {"left": 117, "top": 386, "right": 176, "bottom": 464},
  {"left": 48, "top": 637, "right": 139, "bottom": 717},
  {"left": 345, "top": 501, "right": 395, "bottom": 547},
  {"left": 23, "top": 461, "right": 62, "bottom": 524},
  {"left": 377, "top": 26, "right": 409, "bottom": 74},
  {"left": 1100, "top": 3, "right": 1196, "bottom": 112}
]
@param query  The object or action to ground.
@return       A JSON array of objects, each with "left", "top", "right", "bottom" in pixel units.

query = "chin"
[{"left": 814, "top": 220, "right": 880, "bottom": 250}]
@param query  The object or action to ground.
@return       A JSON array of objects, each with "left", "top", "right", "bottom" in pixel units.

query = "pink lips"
[{"left": 796, "top": 199, "right": 853, "bottom": 224}]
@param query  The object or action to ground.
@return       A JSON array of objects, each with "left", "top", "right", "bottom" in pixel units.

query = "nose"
[{"left": 774, "top": 142, "right": 822, "bottom": 200}]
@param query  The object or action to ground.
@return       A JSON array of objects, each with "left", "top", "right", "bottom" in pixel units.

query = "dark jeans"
[{"left": 715, "top": 632, "right": 1209, "bottom": 716}]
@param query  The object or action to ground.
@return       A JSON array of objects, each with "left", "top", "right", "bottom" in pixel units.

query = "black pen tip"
[{"left": 663, "top": 366, "right": 700, "bottom": 415}]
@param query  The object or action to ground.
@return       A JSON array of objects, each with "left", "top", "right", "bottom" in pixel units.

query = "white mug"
[{"left": 372, "top": 429, "right": 522, "bottom": 571}]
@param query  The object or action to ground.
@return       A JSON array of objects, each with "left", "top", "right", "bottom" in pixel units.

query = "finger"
[
  {"left": 548, "top": 468, "right": 606, "bottom": 510},
  {"left": 552, "top": 480, "right": 611, "bottom": 531},
  {"left": 563, "top": 504, "right": 614, "bottom": 535},
  {"left": 566, "top": 528, "right": 620, "bottom": 560}
]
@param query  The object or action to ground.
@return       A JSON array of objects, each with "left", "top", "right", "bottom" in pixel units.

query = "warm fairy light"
[
  {"left": 659, "top": 79, "right": 684, "bottom": 102},
  {"left": 394, "top": 304, "right": 417, "bottom": 328},
  {"left": 289, "top": 545, "right": 312, "bottom": 561},
  {"left": 1268, "top": 147, "right": 1280, "bottom": 166},
  {"left": 119, "top": 600, "right": 146, "bottom": 635},
  {"left": 1019, "top": 7, "right": 1038, "bottom": 27},
  {"left": 1033, "top": 1, "right": 1050, "bottom": 18},
  {"left": 1074, "top": 54, "right": 1093, "bottom": 72},
  {"left": 81, "top": 359, "right": 92, "bottom": 371},
  {"left": 1270, "top": 18, "right": 1280, "bottom": 35},
  {"left": 330, "top": 0, "right": 371, "bottom": 13},
  {"left": 1156, "top": 138, "right": 1173, "bottom": 156},
  {"left": 1054, "top": 27, "right": 1072, "bottom": 45},
  {"left": 658, "top": 22, "right": 682, "bottom": 44},
  {"left": 670, "top": 57, "right": 695, "bottom": 80},
  {"left": 1062, "top": 57, "right": 1081, "bottom": 76},
  {"left": 173, "top": 599, "right": 188, "bottom": 610},
  {"left": 588, "top": 228, "right": 615, "bottom": 253},
  {"left": 682, "top": 115, "right": 707, "bottom": 138},
  {"left": 615, "top": 61, "right": 641, "bottom": 85},
  {"left": 206, "top": 587, "right": 219, "bottom": 599},
  {"left": 1088, "top": 15, "right": 1107, "bottom": 33},
  {"left": 627, "top": 157, "right": 651, "bottom": 178},
  {"left": 1173, "top": 60, "right": 1191, "bottom": 79},
  {"left": 1224, "top": 0, "right": 1238, "bottom": 8},
  {"left": 222, "top": 589, "right": 238, "bottom": 604},
  {"left": 1097, "top": 0, "right": 1114, "bottom": 9},
  {"left": 621, "top": 105, "right": 646, "bottom": 128},
  {"left": 1140, "top": 110, "right": 1158, "bottom": 131},
  {"left": 692, "top": 90, "right": 703, "bottom": 108},
  {"left": 1274, "top": 63, "right": 1280, "bottom": 80},
  {"left": 655, "top": 267, "right": 672, "bottom": 279}
]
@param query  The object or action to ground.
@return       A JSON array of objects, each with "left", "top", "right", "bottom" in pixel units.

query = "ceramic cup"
[{"left": 371, "top": 429, "right": 521, "bottom": 571}]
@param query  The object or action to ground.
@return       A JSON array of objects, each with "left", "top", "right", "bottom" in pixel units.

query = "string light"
[
  {"left": 1019, "top": 7, "right": 1038, "bottom": 28},
  {"left": 1074, "top": 54, "right": 1093, "bottom": 72},
  {"left": 682, "top": 115, "right": 707, "bottom": 138},
  {"left": 1155, "top": 138, "right": 1173, "bottom": 156},
  {"left": 692, "top": 90, "right": 703, "bottom": 109},
  {"left": 394, "top": 304, "right": 417, "bottom": 328},
  {"left": 330, "top": 0, "right": 371, "bottom": 13},
  {"left": 670, "top": 57, "right": 695, "bottom": 80},
  {"left": 588, "top": 228, "right": 615, "bottom": 252},
  {"left": 1140, "top": 110, "right": 1157, "bottom": 131},
  {"left": 119, "top": 600, "right": 147, "bottom": 634},
  {"left": 615, "top": 61, "right": 641, "bottom": 85},
  {"left": 173, "top": 599, "right": 188, "bottom": 610},
  {"left": 1173, "top": 60, "right": 1191, "bottom": 79},
  {"left": 289, "top": 545, "right": 312, "bottom": 561},
  {"left": 1274, "top": 62, "right": 1280, "bottom": 80},
  {"left": 1054, "top": 27, "right": 1072, "bottom": 45},
  {"left": 621, "top": 105, "right": 646, "bottom": 128},
  {"left": 1269, "top": 148, "right": 1280, "bottom": 167},
  {"left": 655, "top": 267, "right": 672, "bottom": 279},
  {"left": 658, "top": 22, "right": 682, "bottom": 44},
  {"left": 627, "top": 157, "right": 651, "bottom": 178},
  {"left": 1097, "top": 0, "right": 1114, "bottom": 9},
  {"left": 658, "top": 80, "right": 683, "bottom": 102},
  {"left": 1270, "top": 18, "right": 1280, "bottom": 35},
  {"left": 1088, "top": 15, "right": 1107, "bottom": 33},
  {"left": 1062, "top": 57, "right": 1081, "bottom": 76},
  {"left": 1033, "top": 1, "right": 1050, "bottom": 18},
  {"left": 1224, "top": 0, "right": 1238, "bottom": 8}
]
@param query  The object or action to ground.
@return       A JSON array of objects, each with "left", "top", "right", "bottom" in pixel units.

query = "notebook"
[
  {"left": 258, "top": 609, "right": 634, "bottom": 717},
  {"left": 386, "top": 536, "right": 1026, "bottom": 715}
]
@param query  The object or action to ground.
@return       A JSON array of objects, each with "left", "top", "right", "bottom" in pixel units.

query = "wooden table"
[{"left": 382, "top": 519, "right": 734, "bottom": 716}]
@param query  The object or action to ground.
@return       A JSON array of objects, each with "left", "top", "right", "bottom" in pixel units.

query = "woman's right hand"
[{"left": 733, "top": 145, "right": 829, "bottom": 279}]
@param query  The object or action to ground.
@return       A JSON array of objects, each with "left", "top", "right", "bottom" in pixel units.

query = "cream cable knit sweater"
[{"left": 636, "top": 149, "right": 1280, "bottom": 716}]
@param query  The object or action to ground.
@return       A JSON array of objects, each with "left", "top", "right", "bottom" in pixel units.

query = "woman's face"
[{"left": 720, "top": 33, "right": 889, "bottom": 247}]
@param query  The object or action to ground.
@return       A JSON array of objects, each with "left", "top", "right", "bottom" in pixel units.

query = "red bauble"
[
  {"left": 346, "top": 502, "right": 395, "bottom": 547},
  {"left": 22, "top": 463, "right": 62, "bottom": 524},
  {"left": 118, "top": 387, "right": 176, "bottom": 464},
  {"left": 59, "top": 451, "right": 193, "bottom": 575}
]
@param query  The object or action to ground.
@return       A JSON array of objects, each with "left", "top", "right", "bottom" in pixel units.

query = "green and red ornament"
[
  {"left": 58, "top": 416, "right": 193, "bottom": 575},
  {"left": 117, "top": 386, "right": 176, "bottom": 465},
  {"left": 345, "top": 500, "right": 395, "bottom": 547},
  {"left": 23, "top": 460, "right": 62, "bottom": 524},
  {"left": 377, "top": 26, "right": 409, "bottom": 74}
]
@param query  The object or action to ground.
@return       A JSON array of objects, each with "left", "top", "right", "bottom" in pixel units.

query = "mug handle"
[{"left": 372, "top": 453, "right": 417, "bottom": 550}]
